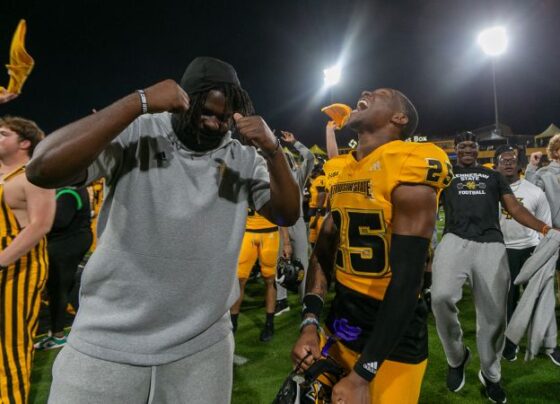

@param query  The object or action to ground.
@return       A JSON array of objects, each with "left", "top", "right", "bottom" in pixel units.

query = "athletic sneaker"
[
  {"left": 34, "top": 335, "right": 67, "bottom": 351},
  {"left": 274, "top": 299, "right": 290, "bottom": 316},
  {"left": 478, "top": 370, "right": 507, "bottom": 403},
  {"left": 502, "top": 339, "right": 518, "bottom": 362},
  {"left": 260, "top": 322, "right": 274, "bottom": 342},
  {"left": 546, "top": 347, "right": 560, "bottom": 366},
  {"left": 447, "top": 346, "right": 471, "bottom": 392}
]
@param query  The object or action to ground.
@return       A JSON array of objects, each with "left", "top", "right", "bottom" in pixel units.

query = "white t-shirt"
[{"left": 500, "top": 179, "right": 551, "bottom": 249}]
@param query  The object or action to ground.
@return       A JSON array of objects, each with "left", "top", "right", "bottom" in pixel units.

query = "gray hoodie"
[
  {"left": 525, "top": 161, "right": 560, "bottom": 227},
  {"left": 69, "top": 113, "right": 271, "bottom": 365}
]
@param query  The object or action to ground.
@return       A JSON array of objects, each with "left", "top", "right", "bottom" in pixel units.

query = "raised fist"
[
  {"left": 529, "top": 151, "right": 542, "bottom": 167},
  {"left": 143, "top": 80, "right": 190, "bottom": 114},
  {"left": 233, "top": 113, "right": 277, "bottom": 154}
]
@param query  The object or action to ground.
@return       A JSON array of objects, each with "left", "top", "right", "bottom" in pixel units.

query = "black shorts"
[
  {"left": 325, "top": 282, "right": 428, "bottom": 364},
  {"left": 556, "top": 253, "right": 560, "bottom": 272}
]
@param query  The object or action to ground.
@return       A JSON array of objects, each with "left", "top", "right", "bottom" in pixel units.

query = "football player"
[
  {"left": 292, "top": 88, "right": 451, "bottom": 403},
  {"left": 308, "top": 167, "right": 327, "bottom": 249},
  {"left": 230, "top": 208, "right": 286, "bottom": 342}
]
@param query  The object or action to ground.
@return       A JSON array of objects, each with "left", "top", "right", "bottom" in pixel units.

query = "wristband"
[
  {"left": 300, "top": 317, "right": 320, "bottom": 331},
  {"left": 137, "top": 89, "right": 148, "bottom": 114},
  {"left": 542, "top": 225, "right": 551, "bottom": 236},
  {"left": 302, "top": 293, "right": 324, "bottom": 319},
  {"left": 262, "top": 137, "right": 281, "bottom": 160}
]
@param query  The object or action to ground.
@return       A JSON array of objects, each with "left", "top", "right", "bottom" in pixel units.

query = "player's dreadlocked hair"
[
  {"left": 394, "top": 91, "right": 418, "bottom": 139},
  {"left": 187, "top": 83, "right": 255, "bottom": 130},
  {"left": 172, "top": 57, "right": 255, "bottom": 149},
  {"left": 172, "top": 83, "right": 255, "bottom": 139}
]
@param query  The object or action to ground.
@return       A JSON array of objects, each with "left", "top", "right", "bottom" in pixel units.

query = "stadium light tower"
[
  {"left": 323, "top": 64, "right": 341, "bottom": 87},
  {"left": 323, "top": 64, "right": 341, "bottom": 103},
  {"left": 477, "top": 26, "right": 508, "bottom": 136}
]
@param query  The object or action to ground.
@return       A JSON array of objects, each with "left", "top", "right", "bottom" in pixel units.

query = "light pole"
[
  {"left": 477, "top": 26, "right": 508, "bottom": 136},
  {"left": 323, "top": 64, "right": 341, "bottom": 103}
]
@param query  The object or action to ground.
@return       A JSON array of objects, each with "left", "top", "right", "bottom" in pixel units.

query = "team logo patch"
[{"left": 370, "top": 161, "right": 381, "bottom": 171}]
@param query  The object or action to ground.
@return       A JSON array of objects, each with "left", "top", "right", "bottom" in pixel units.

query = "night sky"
[{"left": 1, "top": 0, "right": 559, "bottom": 148}]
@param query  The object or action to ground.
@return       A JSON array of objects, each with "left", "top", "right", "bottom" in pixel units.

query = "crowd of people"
[{"left": 0, "top": 55, "right": 559, "bottom": 404}]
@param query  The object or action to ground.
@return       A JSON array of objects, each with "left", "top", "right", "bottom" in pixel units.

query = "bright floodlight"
[
  {"left": 323, "top": 65, "right": 341, "bottom": 87},
  {"left": 477, "top": 26, "right": 508, "bottom": 56}
]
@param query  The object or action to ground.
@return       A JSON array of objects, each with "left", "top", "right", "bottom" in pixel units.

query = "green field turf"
[
  {"left": 28, "top": 212, "right": 560, "bottom": 403},
  {"left": 30, "top": 281, "right": 560, "bottom": 404}
]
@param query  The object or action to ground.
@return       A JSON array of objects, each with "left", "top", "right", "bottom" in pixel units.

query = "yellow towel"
[
  {"left": 0, "top": 20, "right": 35, "bottom": 94},
  {"left": 321, "top": 103, "right": 352, "bottom": 128}
]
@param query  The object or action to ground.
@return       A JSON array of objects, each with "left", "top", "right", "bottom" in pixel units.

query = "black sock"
[
  {"left": 265, "top": 312, "right": 274, "bottom": 326},
  {"left": 231, "top": 313, "right": 239, "bottom": 333},
  {"left": 423, "top": 272, "right": 432, "bottom": 290}
]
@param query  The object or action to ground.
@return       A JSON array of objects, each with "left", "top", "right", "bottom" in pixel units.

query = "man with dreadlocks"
[{"left": 26, "top": 57, "right": 300, "bottom": 403}]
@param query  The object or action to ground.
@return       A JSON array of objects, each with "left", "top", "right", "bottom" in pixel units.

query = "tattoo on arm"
[{"left": 305, "top": 254, "right": 328, "bottom": 298}]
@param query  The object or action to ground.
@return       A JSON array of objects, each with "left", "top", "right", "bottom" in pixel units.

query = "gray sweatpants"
[
  {"left": 431, "top": 233, "right": 510, "bottom": 383},
  {"left": 48, "top": 333, "right": 234, "bottom": 404},
  {"left": 276, "top": 217, "right": 309, "bottom": 301}
]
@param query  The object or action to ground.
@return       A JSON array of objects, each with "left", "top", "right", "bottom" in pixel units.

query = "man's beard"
[{"left": 172, "top": 113, "right": 226, "bottom": 152}]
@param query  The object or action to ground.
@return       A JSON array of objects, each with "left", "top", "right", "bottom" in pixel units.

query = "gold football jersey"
[
  {"left": 323, "top": 155, "right": 350, "bottom": 194},
  {"left": 330, "top": 140, "right": 452, "bottom": 300},
  {"left": 309, "top": 175, "right": 327, "bottom": 209},
  {"left": 246, "top": 208, "right": 277, "bottom": 230}
]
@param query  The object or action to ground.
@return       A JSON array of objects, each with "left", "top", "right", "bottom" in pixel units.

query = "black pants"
[
  {"left": 47, "top": 231, "right": 92, "bottom": 333},
  {"left": 506, "top": 246, "right": 535, "bottom": 323}
]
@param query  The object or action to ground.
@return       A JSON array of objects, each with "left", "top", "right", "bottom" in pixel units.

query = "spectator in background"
[
  {"left": 431, "top": 131, "right": 552, "bottom": 404},
  {"left": 34, "top": 187, "right": 93, "bottom": 351},
  {"left": 307, "top": 165, "right": 327, "bottom": 249},
  {"left": 304, "top": 121, "right": 341, "bottom": 252},
  {"left": 275, "top": 130, "right": 314, "bottom": 314},
  {"left": 0, "top": 116, "right": 55, "bottom": 404},
  {"left": 494, "top": 145, "right": 557, "bottom": 363},
  {"left": 325, "top": 120, "right": 339, "bottom": 158},
  {"left": 526, "top": 134, "right": 560, "bottom": 303}
]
